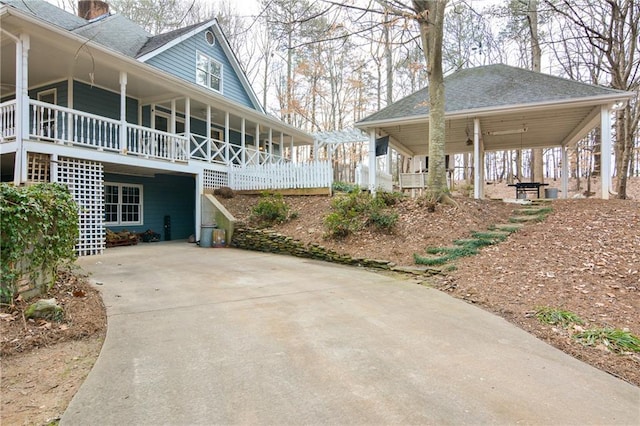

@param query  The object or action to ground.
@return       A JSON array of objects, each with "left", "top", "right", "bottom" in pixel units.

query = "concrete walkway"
[{"left": 62, "top": 242, "right": 639, "bottom": 425}]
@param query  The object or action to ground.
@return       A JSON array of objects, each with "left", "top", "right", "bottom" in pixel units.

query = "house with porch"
[
  {"left": 0, "top": 0, "right": 326, "bottom": 256},
  {"left": 355, "top": 64, "right": 634, "bottom": 199}
]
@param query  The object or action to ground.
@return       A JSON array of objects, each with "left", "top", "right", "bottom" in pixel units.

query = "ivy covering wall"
[{"left": 0, "top": 183, "right": 79, "bottom": 302}]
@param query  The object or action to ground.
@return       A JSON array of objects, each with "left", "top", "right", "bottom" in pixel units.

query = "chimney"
[{"left": 78, "top": 1, "right": 109, "bottom": 20}]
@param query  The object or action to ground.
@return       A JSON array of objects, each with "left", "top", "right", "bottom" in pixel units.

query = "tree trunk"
[
  {"left": 414, "top": 0, "right": 449, "bottom": 200},
  {"left": 527, "top": 0, "right": 545, "bottom": 185}
]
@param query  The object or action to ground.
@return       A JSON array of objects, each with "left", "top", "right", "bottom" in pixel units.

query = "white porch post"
[
  {"left": 185, "top": 97, "right": 191, "bottom": 140},
  {"left": 67, "top": 77, "right": 74, "bottom": 143},
  {"left": 368, "top": 129, "right": 376, "bottom": 194},
  {"left": 255, "top": 124, "right": 260, "bottom": 164},
  {"left": 241, "top": 118, "right": 246, "bottom": 167},
  {"left": 600, "top": 105, "right": 612, "bottom": 199},
  {"left": 473, "top": 118, "right": 484, "bottom": 199},
  {"left": 386, "top": 147, "right": 392, "bottom": 174},
  {"left": 119, "top": 71, "right": 127, "bottom": 154},
  {"left": 289, "top": 138, "right": 294, "bottom": 162},
  {"left": 561, "top": 146, "right": 569, "bottom": 199},
  {"left": 170, "top": 99, "right": 176, "bottom": 133},
  {"left": 224, "top": 111, "right": 229, "bottom": 165},
  {"left": 280, "top": 133, "right": 284, "bottom": 161},
  {"left": 13, "top": 34, "right": 29, "bottom": 185},
  {"left": 195, "top": 172, "right": 203, "bottom": 240},
  {"left": 206, "top": 106, "right": 211, "bottom": 161},
  {"left": 268, "top": 128, "right": 273, "bottom": 163}
]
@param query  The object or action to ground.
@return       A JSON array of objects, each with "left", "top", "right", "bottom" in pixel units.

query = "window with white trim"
[
  {"left": 196, "top": 51, "right": 222, "bottom": 92},
  {"left": 104, "top": 183, "right": 143, "bottom": 225}
]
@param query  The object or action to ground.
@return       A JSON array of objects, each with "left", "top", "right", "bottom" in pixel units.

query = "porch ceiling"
[{"left": 374, "top": 102, "right": 600, "bottom": 156}]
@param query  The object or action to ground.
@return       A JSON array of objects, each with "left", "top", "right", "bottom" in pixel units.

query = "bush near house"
[
  {"left": 0, "top": 183, "right": 78, "bottom": 302},
  {"left": 324, "top": 189, "right": 399, "bottom": 239}
]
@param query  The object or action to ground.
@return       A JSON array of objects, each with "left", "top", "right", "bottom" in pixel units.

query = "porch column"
[
  {"left": 268, "top": 128, "right": 273, "bottom": 163},
  {"left": 206, "top": 106, "right": 211, "bottom": 161},
  {"left": 368, "top": 129, "right": 376, "bottom": 194},
  {"left": 170, "top": 99, "right": 177, "bottom": 161},
  {"left": 600, "top": 105, "right": 612, "bottom": 199},
  {"left": 561, "top": 146, "right": 569, "bottom": 199},
  {"left": 185, "top": 97, "right": 191, "bottom": 140},
  {"left": 255, "top": 124, "right": 260, "bottom": 164},
  {"left": 224, "top": 112, "right": 229, "bottom": 165},
  {"left": 289, "top": 138, "right": 294, "bottom": 162},
  {"left": 68, "top": 77, "right": 74, "bottom": 142},
  {"left": 473, "top": 118, "right": 484, "bottom": 199},
  {"left": 241, "top": 118, "right": 246, "bottom": 167},
  {"left": 13, "top": 34, "right": 29, "bottom": 185},
  {"left": 386, "top": 147, "right": 392, "bottom": 174},
  {"left": 195, "top": 172, "right": 203, "bottom": 241},
  {"left": 119, "top": 72, "right": 127, "bottom": 154},
  {"left": 280, "top": 133, "right": 284, "bottom": 161}
]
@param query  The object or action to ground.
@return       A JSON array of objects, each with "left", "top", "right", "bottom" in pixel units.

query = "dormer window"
[{"left": 196, "top": 52, "right": 222, "bottom": 92}]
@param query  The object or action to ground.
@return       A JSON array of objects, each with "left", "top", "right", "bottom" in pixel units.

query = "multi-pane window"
[
  {"left": 104, "top": 183, "right": 142, "bottom": 225},
  {"left": 196, "top": 52, "right": 222, "bottom": 92}
]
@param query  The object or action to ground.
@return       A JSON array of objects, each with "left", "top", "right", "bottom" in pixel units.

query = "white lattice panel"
[
  {"left": 203, "top": 169, "right": 228, "bottom": 189},
  {"left": 57, "top": 157, "right": 105, "bottom": 256}
]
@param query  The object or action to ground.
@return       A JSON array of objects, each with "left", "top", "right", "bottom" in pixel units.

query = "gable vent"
[{"left": 205, "top": 30, "right": 215, "bottom": 46}]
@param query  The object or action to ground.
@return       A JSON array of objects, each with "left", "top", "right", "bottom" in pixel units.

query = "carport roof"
[
  {"left": 355, "top": 64, "right": 634, "bottom": 156},
  {"left": 358, "top": 64, "right": 629, "bottom": 125}
]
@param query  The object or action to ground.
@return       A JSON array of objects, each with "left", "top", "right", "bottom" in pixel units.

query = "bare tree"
[{"left": 543, "top": 0, "right": 639, "bottom": 199}]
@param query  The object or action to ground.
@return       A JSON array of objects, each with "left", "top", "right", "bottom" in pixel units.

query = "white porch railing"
[
  {"left": 229, "top": 160, "right": 332, "bottom": 190},
  {"left": 126, "top": 124, "right": 188, "bottom": 161},
  {"left": 0, "top": 100, "right": 16, "bottom": 141},
  {"left": 1, "top": 99, "right": 294, "bottom": 169},
  {"left": 355, "top": 164, "right": 393, "bottom": 192}
]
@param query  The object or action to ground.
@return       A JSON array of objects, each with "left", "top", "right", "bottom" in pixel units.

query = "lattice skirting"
[
  {"left": 203, "top": 169, "right": 228, "bottom": 189},
  {"left": 57, "top": 157, "right": 105, "bottom": 256}
]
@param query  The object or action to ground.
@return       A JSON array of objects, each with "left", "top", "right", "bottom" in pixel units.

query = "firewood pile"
[{"left": 105, "top": 229, "right": 138, "bottom": 247}]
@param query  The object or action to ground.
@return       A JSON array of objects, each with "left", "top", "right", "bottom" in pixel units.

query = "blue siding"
[
  {"left": 73, "top": 81, "right": 138, "bottom": 123},
  {"left": 29, "top": 81, "right": 69, "bottom": 107},
  {"left": 104, "top": 173, "right": 195, "bottom": 241},
  {"left": 145, "top": 29, "right": 256, "bottom": 109}
]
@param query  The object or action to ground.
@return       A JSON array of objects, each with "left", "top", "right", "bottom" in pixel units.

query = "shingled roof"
[{"left": 358, "top": 64, "right": 628, "bottom": 124}]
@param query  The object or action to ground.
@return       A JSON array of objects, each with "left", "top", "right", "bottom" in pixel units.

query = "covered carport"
[{"left": 355, "top": 64, "right": 635, "bottom": 199}]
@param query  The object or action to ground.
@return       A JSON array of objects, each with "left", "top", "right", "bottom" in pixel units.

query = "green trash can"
[
  {"left": 544, "top": 188, "right": 558, "bottom": 199},
  {"left": 200, "top": 225, "right": 215, "bottom": 247}
]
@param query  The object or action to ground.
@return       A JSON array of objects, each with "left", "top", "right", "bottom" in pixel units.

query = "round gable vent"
[{"left": 205, "top": 30, "right": 215, "bottom": 46}]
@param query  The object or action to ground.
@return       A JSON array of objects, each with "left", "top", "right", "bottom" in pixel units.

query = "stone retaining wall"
[{"left": 230, "top": 224, "right": 395, "bottom": 270}]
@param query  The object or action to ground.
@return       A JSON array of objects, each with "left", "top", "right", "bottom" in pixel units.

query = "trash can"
[
  {"left": 200, "top": 225, "right": 215, "bottom": 247},
  {"left": 544, "top": 188, "right": 558, "bottom": 199}
]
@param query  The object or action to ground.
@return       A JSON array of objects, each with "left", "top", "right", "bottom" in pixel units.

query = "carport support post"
[
  {"left": 562, "top": 146, "right": 569, "bottom": 199},
  {"left": 600, "top": 105, "right": 612, "bottom": 200},
  {"left": 368, "top": 130, "right": 377, "bottom": 195},
  {"left": 473, "top": 118, "right": 484, "bottom": 199}
]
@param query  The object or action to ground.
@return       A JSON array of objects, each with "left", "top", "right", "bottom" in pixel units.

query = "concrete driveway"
[{"left": 62, "top": 242, "right": 639, "bottom": 425}]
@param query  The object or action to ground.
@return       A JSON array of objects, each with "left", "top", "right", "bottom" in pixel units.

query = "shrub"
[
  {"left": 1, "top": 183, "right": 78, "bottom": 302},
  {"left": 332, "top": 181, "right": 359, "bottom": 193},
  {"left": 324, "top": 190, "right": 398, "bottom": 239},
  {"left": 250, "top": 192, "right": 292, "bottom": 227}
]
